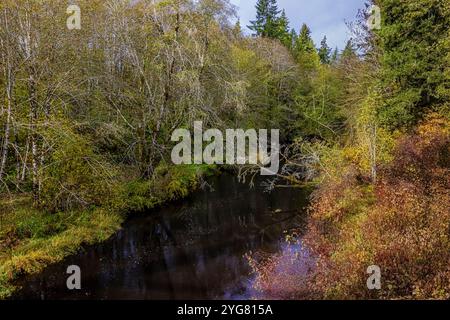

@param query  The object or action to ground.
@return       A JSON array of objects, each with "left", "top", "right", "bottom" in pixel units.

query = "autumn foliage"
[{"left": 252, "top": 115, "right": 450, "bottom": 299}]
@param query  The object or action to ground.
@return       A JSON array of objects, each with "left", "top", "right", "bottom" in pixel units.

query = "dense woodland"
[{"left": 0, "top": 0, "right": 449, "bottom": 299}]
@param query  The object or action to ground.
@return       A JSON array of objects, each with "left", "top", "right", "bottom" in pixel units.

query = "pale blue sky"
[{"left": 229, "top": 0, "right": 367, "bottom": 50}]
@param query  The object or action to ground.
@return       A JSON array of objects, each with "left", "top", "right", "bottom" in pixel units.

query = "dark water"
[{"left": 14, "top": 174, "right": 310, "bottom": 300}]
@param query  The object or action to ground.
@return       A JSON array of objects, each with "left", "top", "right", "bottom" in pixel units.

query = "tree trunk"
[
  {"left": 0, "top": 63, "right": 14, "bottom": 182},
  {"left": 147, "top": 12, "right": 181, "bottom": 176},
  {"left": 29, "top": 70, "right": 39, "bottom": 204}
]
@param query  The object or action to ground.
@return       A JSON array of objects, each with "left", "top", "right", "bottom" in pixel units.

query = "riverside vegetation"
[
  {"left": 247, "top": 0, "right": 450, "bottom": 300},
  {"left": 0, "top": 0, "right": 449, "bottom": 300}
]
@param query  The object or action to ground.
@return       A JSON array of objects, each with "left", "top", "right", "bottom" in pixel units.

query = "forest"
[{"left": 0, "top": 0, "right": 449, "bottom": 300}]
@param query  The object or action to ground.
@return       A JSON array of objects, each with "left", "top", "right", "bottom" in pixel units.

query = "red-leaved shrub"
[{"left": 251, "top": 115, "right": 450, "bottom": 299}]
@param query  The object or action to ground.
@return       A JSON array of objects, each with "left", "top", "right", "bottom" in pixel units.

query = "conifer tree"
[
  {"left": 248, "top": 0, "right": 283, "bottom": 39},
  {"left": 289, "top": 28, "right": 298, "bottom": 49},
  {"left": 277, "top": 9, "right": 292, "bottom": 48},
  {"left": 331, "top": 47, "right": 339, "bottom": 64},
  {"left": 376, "top": 0, "right": 450, "bottom": 129},
  {"left": 233, "top": 19, "right": 242, "bottom": 38},
  {"left": 293, "top": 23, "right": 316, "bottom": 64},
  {"left": 318, "top": 36, "right": 331, "bottom": 64},
  {"left": 341, "top": 39, "right": 356, "bottom": 60},
  {"left": 295, "top": 24, "right": 315, "bottom": 52},
  {"left": 248, "top": 0, "right": 271, "bottom": 37}
]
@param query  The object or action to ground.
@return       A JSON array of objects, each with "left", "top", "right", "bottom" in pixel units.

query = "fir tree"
[
  {"left": 341, "top": 39, "right": 356, "bottom": 60},
  {"left": 318, "top": 36, "right": 331, "bottom": 64},
  {"left": 233, "top": 19, "right": 242, "bottom": 38},
  {"left": 289, "top": 28, "right": 298, "bottom": 50},
  {"left": 277, "top": 9, "right": 292, "bottom": 48},
  {"left": 248, "top": 0, "right": 268, "bottom": 36},
  {"left": 331, "top": 47, "right": 339, "bottom": 64},
  {"left": 248, "top": 0, "right": 278, "bottom": 38},
  {"left": 292, "top": 23, "right": 320, "bottom": 73},
  {"left": 376, "top": 0, "right": 450, "bottom": 129},
  {"left": 294, "top": 24, "right": 315, "bottom": 56}
]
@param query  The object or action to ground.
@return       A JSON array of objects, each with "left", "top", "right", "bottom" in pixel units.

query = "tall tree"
[
  {"left": 318, "top": 36, "right": 331, "bottom": 64},
  {"left": 266, "top": 0, "right": 281, "bottom": 38},
  {"left": 331, "top": 47, "right": 339, "bottom": 64},
  {"left": 0, "top": 6, "right": 16, "bottom": 183},
  {"left": 341, "top": 39, "right": 356, "bottom": 61},
  {"left": 294, "top": 24, "right": 315, "bottom": 55},
  {"left": 292, "top": 24, "right": 319, "bottom": 72},
  {"left": 232, "top": 19, "right": 242, "bottom": 38},
  {"left": 277, "top": 9, "right": 292, "bottom": 48},
  {"left": 248, "top": 0, "right": 281, "bottom": 39},
  {"left": 375, "top": 0, "right": 450, "bottom": 129},
  {"left": 289, "top": 28, "right": 298, "bottom": 49}
]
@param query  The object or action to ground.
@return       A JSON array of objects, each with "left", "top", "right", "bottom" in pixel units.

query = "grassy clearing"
[{"left": 0, "top": 164, "right": 218, "bottom": 299}]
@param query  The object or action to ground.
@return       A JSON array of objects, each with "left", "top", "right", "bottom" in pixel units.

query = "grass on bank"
[{"left": 0, "top": 164, "right": 218, "bottom": 299}]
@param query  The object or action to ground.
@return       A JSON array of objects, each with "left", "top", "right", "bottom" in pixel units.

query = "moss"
[
  {"left": 0, "top": 164, "right": 218, "bottom": 299},
  {"left": 0, "top": 204, "right": 123, "bottom": 299},
  {"left": 123, "top": 164, "right": 218, "bottom": 212}
]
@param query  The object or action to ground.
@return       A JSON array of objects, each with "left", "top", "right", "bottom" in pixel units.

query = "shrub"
[
  {"left": 39, "top": 124, "right": 119, "bottom": 212},
  {"left": 250, "top": 115, "right": 450, "bottom": 299}
]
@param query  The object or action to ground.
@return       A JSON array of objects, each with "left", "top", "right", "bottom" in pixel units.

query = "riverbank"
[
  {"left": 13, "top": 173, "right": 310, "bottom": 299},
  {"left": 250, "top": 115, "right": 450, "bottom": 299},
  {"left": 0, "top": 164, "right": 218, "bottom": 299}
]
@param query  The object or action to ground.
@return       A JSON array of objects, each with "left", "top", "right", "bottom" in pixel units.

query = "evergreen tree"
[
  {"left": 331, "top": 47, "right": 339, "bottom": 64},
  {"left": 318, "top": 36, "right": 331, "bottom": 64},
  {"left": 289, "top": 28, "right": 298, "bottom": 49},
  {"left": 376, "top": 0, "right": 450, "bottom": 129},
  {"left": 292, "top": 23, "right": 319, "bottom": 72},
  {"left": 341, "top": 39, "right": 356, "bottom": 60},
  {"left": 277, "top": 9, "right": 292, "bottom": 48},
  {"left": 294, "top": 23, "right": 315, "bottom": 55},
  {"left": 248, "top": 0, "right": 280, "bottom": 38},
  {"left": 232, "top": 19, "right": 242, "bottom": 38},
  {"left": 248, "top": 0, "right": 298, "bottom": 49},
  {"left": 266, "top": 0, "right": 281, "bottom": 38},
  {"left": 248, "top": 0, "right": 268, "bottom": 36}
]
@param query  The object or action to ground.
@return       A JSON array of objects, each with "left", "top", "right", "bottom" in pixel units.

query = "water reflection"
[{"left": 15, "top": 174, "right": 310, "bottom": 300}]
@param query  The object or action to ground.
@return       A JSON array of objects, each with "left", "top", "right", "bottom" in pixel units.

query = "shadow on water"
[{"left": 14, "top": 174, "right": 311, "bottom": 300}]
